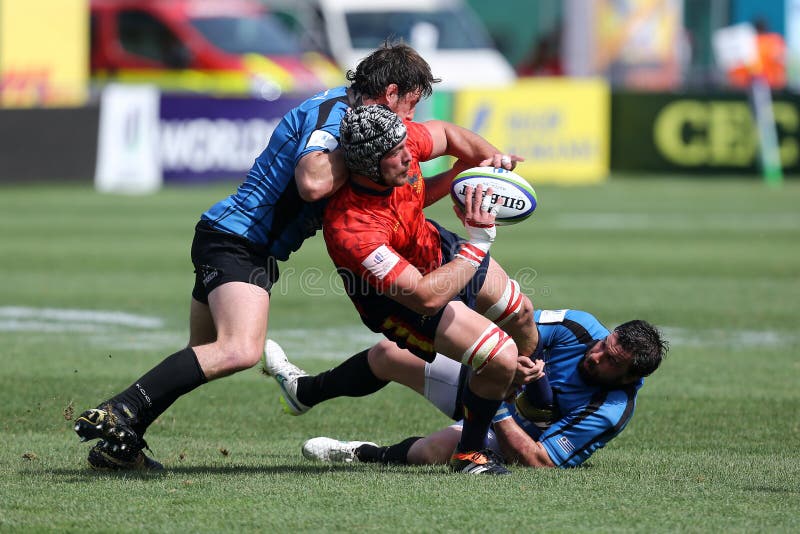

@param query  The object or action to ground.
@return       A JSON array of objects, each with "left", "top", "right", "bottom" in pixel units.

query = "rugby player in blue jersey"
[
  {"left": 270, "top": 309, "right": 667, "bottom": 468},
  {"left": 72, "top": 42, "right": 444, "bottom": 470}
]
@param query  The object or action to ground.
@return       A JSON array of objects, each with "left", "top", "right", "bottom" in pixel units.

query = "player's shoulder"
[
  {"left": 535, "top": 308, "right": 602, "bottom": 328},
  {"left": 595, "top": 384, "right": 640, "bottom": 424},
  {"left": 294, "top": 86, "right": 349, "bottom": 118},
  {"left": 404, "top": 121, "right": 432, "bottom": 143},
  {"left": 325, "top": 183, "right": 358, "bottom": 214},
  {"left": 302, "top": 86, "right": 348, "bottom": 105},
  {"left": 403, "top": 121, "right": 433, "bottom": 155},
  {"left": 536, "top": 309, "right": 609, "bottom": 336},
  {"left": 324, "top": 186, "right": 380, "bottom": 226}
]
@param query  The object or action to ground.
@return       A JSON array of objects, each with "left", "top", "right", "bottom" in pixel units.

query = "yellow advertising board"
[
  {"left": 454, "top": 79, "right": 610, "bottom": 185},
  {"left": 0, "top": 0, "right": 88, "bottom": 107}
]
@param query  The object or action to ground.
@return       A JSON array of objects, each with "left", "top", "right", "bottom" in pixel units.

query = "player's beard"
[
  {"left": 371, "top": 167, "right": 408, "bottom": 187},
  {"left": 371, "top": 174, "right": 390, "bottom": 187},
  {"left": 578, "top": 346, "right": 603, "bottom": 386}
]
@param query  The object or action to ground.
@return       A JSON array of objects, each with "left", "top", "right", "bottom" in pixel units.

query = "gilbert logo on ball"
[{"left": 450, "top": 167, "right": 538, "bottom": 225}]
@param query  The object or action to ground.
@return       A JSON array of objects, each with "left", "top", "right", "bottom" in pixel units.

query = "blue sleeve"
[
  {"left": 534, "top": 309, "right": 609, "bottom": 354},
  {"left": 534, "top": 324, "right": 558, "bottom": 354},
  {"left": 539, "top": 389, "right": 636, "bottom": 468},
  {"left": 296, "top": 99, "right": 349, "bottom": 161}
]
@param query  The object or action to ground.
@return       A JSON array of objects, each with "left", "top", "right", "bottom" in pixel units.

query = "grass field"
[{"left": 1, "top": 176, "right": 798, "bottom": 532}]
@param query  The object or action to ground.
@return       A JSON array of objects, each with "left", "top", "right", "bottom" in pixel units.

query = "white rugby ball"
[{"left": 450, "top": 166, "right": 538, "bottom": 225}]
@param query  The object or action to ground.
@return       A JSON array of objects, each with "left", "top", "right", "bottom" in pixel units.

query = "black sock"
[
  {"left": 295, "top": 349, "right": 388, "bottom": 407},
  {"left": 457, "top": 381, "right": 501, "bottom": 452},
  {"left": 356, "top": 437, "right": 422, "bottom": 465},
  {"left": 109, "top": 347, "right": 207, "bottom": 434}
]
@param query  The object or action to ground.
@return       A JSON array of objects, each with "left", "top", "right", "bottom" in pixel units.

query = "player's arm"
[
  {"left": 492, "top": 416, "right": 556, "bottom": 468},
  {"left": 422, "top": 121, "right": 523, "bottom": 206},
  {"left": 388, "top": 184, "right": 496, "bottom": 316},
  {"left": 422, "top": 160, "right": 472, "bottom": 208},
  {"left": 295, "top": 149, "right": 348, "bottom": 202},
  {"left": 389, "top": 258, "right": 485, "bottom": 316}
]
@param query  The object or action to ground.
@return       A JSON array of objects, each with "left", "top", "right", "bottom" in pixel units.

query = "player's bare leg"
[
  {"left": 367, "top": 339, "right": 426, "bottom": 394},
  {"left": 476, "top": 259, "right": 537, "bottom": 357},
  {"left": 75, "top": 281, "right": 269, "bottom": 470},
  {"left": 475, "top": 259, "right": 553, "bottom": 422},
  {"left": 188, "top": 297, "right": 216, "bottom": 347},
  {"left": 435, "top": 301, "right": 515, "bottom": 474},
  {"left": 192, "top": 282, "right": 269, "bottom": 379},
  {"left": 407, "top": 426, "right": 462, "bottom": 465}
]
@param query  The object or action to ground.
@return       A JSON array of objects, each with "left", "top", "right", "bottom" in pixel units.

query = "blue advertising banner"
[{"left": 160, "top": 95, "right": 304, "bottom": 183}]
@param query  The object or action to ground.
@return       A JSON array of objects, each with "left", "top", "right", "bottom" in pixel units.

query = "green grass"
[{"left": 1, "top": 177, "right": 798, "bottom": 532}]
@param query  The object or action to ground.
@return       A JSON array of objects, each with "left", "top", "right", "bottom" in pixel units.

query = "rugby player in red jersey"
[{"left": 313, "top": 105, "right": 537, "bottom": 474}]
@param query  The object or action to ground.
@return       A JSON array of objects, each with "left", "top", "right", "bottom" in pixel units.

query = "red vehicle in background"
[{"left": 90, "top": 0, "right": 342, "bottom": 99}]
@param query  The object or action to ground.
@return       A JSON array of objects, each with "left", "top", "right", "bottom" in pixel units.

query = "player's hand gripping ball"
[{"left": 451, "top": 167, "right": 537, "bottom": 225}]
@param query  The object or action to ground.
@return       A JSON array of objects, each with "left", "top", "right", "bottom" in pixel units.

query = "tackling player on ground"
[{"left": 276, "top": 309, "right": 668, "bottom": 469}]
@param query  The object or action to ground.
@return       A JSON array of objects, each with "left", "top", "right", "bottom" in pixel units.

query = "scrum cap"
[{"left": 340, "top": 105, "right": 407, "bottom": 181}]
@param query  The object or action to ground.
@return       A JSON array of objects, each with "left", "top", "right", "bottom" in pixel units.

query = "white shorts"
[
  {"left": 423, "top": 355, "right": 501, "bottom": 453},
  {"left": 423, "top": 354, "right": 463, "bottom": 419}
]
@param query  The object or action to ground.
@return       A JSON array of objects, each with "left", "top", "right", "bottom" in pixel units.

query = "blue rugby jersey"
[
  {"left": 508, "top": 309, "right": 644, "bottom": 468},
  {"left": 201, "top": 87, "right": 350, "bottom": 261}
]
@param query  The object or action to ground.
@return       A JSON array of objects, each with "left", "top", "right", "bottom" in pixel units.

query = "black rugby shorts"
[{"left": 190, "top": 221, "right": 279, "bottom": 304}]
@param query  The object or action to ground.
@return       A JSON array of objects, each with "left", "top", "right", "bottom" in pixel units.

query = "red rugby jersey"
[{"left": 323, "top": 121, "right": 441, "bottom": 291}]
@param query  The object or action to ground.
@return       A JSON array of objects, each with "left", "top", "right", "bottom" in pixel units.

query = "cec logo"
[{"left": 653, "top": 100, "right": 799, "bottom": 167}]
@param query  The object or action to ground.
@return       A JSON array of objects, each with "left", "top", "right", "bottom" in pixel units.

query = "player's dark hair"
[
  {"left": 614, "top": 320, "right": 669, "bottom": 377},
  {"left": 346, "top": 40, "right": 440, "bottom": 101}
]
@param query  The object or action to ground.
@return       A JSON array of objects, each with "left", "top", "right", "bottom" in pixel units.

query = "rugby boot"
[
  {"left": 87, "top": 439, "right": 163, "bottom": 471},
  {"left": 74, "top": 401, "right": 141, "bottom": 451},
  {"left": 302, "top": 437, "right": 378, "bottom": 463},
  {"left": 262, "top": 339, "right": 311, "bottom": 415},
  {"left": 449, "top": 449, "right": 511, "bottom": 475}
]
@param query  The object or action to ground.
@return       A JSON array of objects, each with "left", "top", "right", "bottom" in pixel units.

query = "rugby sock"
[
  {"left": 295, "top": 349, "right": 388, "bottom": 407},
  {"left": 457, "top": 382, "right": 501, "bottom": 452},
  {"left": 522, "top": 374, "right": 554, "bottom": 407},
  {"left": 109, "top": 347, "right": 207, "bottom": 434},
  {"left": 356, "top": 437, "right": 423, "bottom": 465}
]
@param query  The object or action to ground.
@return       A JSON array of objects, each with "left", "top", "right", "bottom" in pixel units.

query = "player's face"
[
  {"left": 579, "top": 332, "right": 637, "bottom": 387},
  {"left": 388, "top": 89, "right": 422, "bottom": 121},
  {"left": 379, "top": 139, "right": 412, "bottom": 186}
]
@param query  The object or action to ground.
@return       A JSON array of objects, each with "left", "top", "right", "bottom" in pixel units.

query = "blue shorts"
[{"left": 341, "top": 219, "right": 490, "bottom": 362}]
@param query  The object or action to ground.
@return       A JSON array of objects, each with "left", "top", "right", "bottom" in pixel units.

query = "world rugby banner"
[
  {"left": 160, "top": 94, "right": 303, "bottom": 183},
  {"left": 95, "top": 84, "right": 161, "bottom": 194},
  {"left": 611, "top": 92, "right": 800, "bottom": 175}
]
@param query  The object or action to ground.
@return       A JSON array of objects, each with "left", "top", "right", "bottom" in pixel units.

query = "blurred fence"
[
  {"left": 3, "top": 80, "right": 797, "bottom": 186},
  {"left": 0, "top": 105, "right": 98, "bottom": 183}
]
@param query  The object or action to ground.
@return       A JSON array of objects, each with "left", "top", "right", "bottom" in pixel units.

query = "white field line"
[
  {"left": 1, "top": 307, "right": 796, "bottom": 355},
  {"left": 0, "top": 306, "right": 381, "bottom": 357},
  {"left": 0, "top": 306, "right": 163, "bottom": 328},
  {"left": 660, "top": 326, "right": 800, "bottom": 350},
  {"left": 553, "top": 213, "right": 800, "bottom": 231}
]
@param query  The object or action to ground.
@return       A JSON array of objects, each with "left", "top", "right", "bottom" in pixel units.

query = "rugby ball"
[{"left": 450, "top": 167, "right": 537, "bottom": 225}]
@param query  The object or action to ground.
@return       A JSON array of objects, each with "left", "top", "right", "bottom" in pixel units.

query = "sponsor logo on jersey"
[{"left": 362, "top": 244, "right": 400, "bottom": 280}]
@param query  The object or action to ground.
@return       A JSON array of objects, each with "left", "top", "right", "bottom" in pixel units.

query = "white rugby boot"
[
  {"left": 302, "top": 437, "right": 378, "bottom": 463},
  {"left": 262, "top": 339, "right": 311, "bottom": 416}
]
